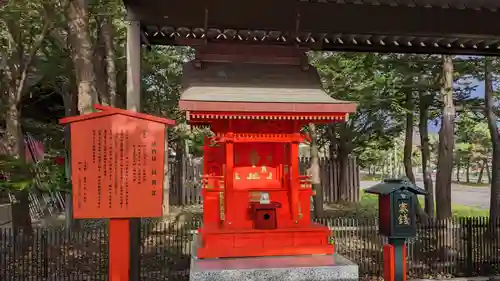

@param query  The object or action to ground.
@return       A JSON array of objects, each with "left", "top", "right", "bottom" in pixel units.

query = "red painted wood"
[
  {"left": 109, "top": 219, "right": 130, "bottom": 281},
  {"left": 197, "top": 224, "right": 333, "bottom": 258},
  {"left": 59, "top": 105, "right": 174, "bottom": 219},
  {"left": 196, "top": 118, "right": 337, "bottom": 258},
  {"left": 189, "top": 112, "right": 347, "bottom": 121},
  {"left": 384, "top": 244, "right": 395, "bottom": 281},
  {"left": 290, "top": 139, "right": 300, "bottom": 223},
  {"left": 402, "top": 244, "right": 407, "bottom": 281},
  {"left": 197, "top": 244, "right": 334, "bottom": 259},
  {"left": 181, "top": 100, "right": 356, "bottom": 114}
]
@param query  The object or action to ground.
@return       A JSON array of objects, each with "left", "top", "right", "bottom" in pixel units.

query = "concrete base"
[{"left": 190, "top": 234, "right": 358, "bottom": 281}]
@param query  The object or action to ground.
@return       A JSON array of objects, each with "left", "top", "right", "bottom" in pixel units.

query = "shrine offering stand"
[{"left": 366, "top": 179, "right": 427, "bottom": 281}]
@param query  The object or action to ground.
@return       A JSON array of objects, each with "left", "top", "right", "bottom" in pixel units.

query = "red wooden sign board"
[{"left": 60, "top": 105, "right": 175, "bottom": 219}]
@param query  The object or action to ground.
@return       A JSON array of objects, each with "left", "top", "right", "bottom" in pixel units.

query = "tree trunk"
[
  {"left": 435, "top": 55, "right": 454, "bottom": 220},
  {"left": 486, "top": 161, "right": 492, "bottom": 184},
  {"left": 403, "top": 89, "right": 428, "bottom": 221},
  {"left": 5, "top": 90, "right": 31, "bottom": 233},
  {"left": 484, "top": 57, "right": 500, "bottom": 223},
  {"left": 308, "top": 123, "right": 324, "bottom": 217},
  {"left": 61, "top": 66, "right": 79, "bottom": 116},
  {"left": 419, "top": 91, "right": 435, "bottom": 217},
  {"left": 403, "top": 90, "right": 416, "bottom": 183},
  {"left": 67, "top": 0, "right": 97, "bottom": 231},
  {"left": 4, "top": 98, "right": 25, "bottom": 160},
  {"left": 62, "top": 82, "right": 78, "bottom": 231},
  {"left": 102, "top": 16, "right": 117, "bottom": 107},
  {"left": 2, "top": 13, "right": 51, "bottom": 236},
  {"left": 327, "top": 123, "right": 338, "bottom": 160},
  {"left": 93, "top": 19, "right": 109, "bottom": 104},
  {"left": 337, "top": 123, "right": 352, "bottom": 202},
  {"left": 478, "top": 160, "right": 485, "bottom": 184},
  {"left": 4, "top": 59, "right": 41, "bottom": 236},
  {"left": 11, "top": 190, "right": 33, "bottom": 235},
  {"left": 466, "top": 161, "right": 470, "bottom": 183},
  {"left": 67, "top": 0, "right": 98, "bottom": 114}
]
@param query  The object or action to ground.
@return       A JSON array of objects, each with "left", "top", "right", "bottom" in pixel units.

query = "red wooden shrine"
[{"left": 179, "top": 47, "right": 357, "bottom": 259}]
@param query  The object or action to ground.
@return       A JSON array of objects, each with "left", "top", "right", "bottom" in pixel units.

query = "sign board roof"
[{"left": 59, "top": 104, "right": 176, "bottom": 126}]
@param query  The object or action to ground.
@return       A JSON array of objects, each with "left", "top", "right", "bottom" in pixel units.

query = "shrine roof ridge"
[
  {"left": 180, "top": 62, "right": 357, "bottom": 108},
  {"left": 59, "top": 104, "right": 176, "bottom": 126}
]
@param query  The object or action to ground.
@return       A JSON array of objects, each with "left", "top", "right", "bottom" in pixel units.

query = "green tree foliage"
[
  {"left": 312, "top": 53, "right": 404, "bottom": 154},
  {"left": 4, "top": 0, "right": 500, "bottom": 225},
  {"left": 0, "top": 155, "right": 35, "bottom": 192}
]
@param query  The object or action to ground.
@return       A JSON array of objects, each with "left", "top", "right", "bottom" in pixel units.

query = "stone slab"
[{"left": 190, "top": 233, "right": 358, "bottom": 281}]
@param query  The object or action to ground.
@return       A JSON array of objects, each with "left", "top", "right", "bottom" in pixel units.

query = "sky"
[{"left": 428, "top": 79, "right": 484, "bottom": 133}]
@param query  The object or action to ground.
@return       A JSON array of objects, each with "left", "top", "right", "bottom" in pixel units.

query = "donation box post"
[
  {"left": 365, "top": 178, "right": 426, "bottom": 281},
  {"left": 60, "top": 104, "right": 175, "bottom": 281}
]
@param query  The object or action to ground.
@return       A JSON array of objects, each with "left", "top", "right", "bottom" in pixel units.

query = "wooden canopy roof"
[
  {"left": 124, "top": 0, "right": 500, "bottom": 55},
  {"left": 178, "top": 61, "right": 357, "bottom": 117}
]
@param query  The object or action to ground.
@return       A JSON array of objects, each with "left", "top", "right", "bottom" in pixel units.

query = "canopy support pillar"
[{"left": 126, "top": 11, "right": 142, "bottom": 281}]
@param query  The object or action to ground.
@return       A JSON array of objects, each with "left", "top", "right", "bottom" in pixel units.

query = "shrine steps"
[{"left": 196, "top": 223, "right": 334, "bottom": 259}]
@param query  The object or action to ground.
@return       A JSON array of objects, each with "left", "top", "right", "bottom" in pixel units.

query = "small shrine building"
[{"left": 179, "top": 47, "right": 357, "bottom": 259}]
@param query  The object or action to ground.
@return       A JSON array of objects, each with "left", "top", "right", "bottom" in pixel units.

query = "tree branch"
[{"left": 14, "top": 9, "right": 53, "bottom": 101}]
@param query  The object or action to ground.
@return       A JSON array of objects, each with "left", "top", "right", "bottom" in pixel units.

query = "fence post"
[
  {"left": 176, "top": 145, "right": 186, "bottom": 205},
  {"left": 466, "top": 217, "right": 473, "bottom": 274},
  {"left": 41, "top": 229, "right": 48, "bottom": 279}
]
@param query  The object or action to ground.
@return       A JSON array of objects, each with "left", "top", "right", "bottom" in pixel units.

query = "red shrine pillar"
[
  {"left": 290, "top": 137, "right": 300, "bottom": 223},
  {"left": 224, "top": 132, "right": 235, "bottom": 227}
]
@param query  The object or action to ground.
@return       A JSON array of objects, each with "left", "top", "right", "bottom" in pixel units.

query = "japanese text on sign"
[
  {"left": 69, "top": 115, "right": 166, "bottom": 219},
  {"left": 397, "top": 200, "right": 410, "bottom": 225}
]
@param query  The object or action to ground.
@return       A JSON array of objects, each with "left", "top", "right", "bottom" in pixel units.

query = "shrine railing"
[
  {"left": 201, "top": 175, "right": 224, "bottom": 191},
  {"left": 201, "top": 175, "right": 225, "bottom": 221},
  {"left": 299, "top": 175, "right": 312, "bottom": 189}
]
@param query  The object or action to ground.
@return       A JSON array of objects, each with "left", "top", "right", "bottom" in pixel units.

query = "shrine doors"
[{"left": 233, "top": 142, "right": 286, "bottom": 190}]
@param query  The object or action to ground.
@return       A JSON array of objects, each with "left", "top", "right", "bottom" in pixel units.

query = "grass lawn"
[{"left": 324, "top": 190, "right": 489, "bottom": 218}]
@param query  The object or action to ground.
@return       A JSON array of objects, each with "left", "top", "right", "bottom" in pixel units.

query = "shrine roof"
[
  {"left": 124, "top": 0, "right": 500, "bottom": 55},
  {"left": 179, "top": 62, "right": 357, "bottom": 114}
]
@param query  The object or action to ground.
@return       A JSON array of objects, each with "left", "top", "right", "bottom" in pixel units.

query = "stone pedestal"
[{"left": 190, "top": 234, "right": 358, "bottom": 281}]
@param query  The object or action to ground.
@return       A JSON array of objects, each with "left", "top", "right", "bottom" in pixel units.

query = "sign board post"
[
  {"left": 365, "top": 178, "right": 426, "bottom": 281},
  {"left": 60, "top": 105, "right": 175, "bottom": 281}
]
